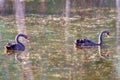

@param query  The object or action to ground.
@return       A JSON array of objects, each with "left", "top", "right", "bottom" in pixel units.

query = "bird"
[
  {"left": 5, "top": 34, "right": 29, "bottom": 55},
  {"left": 75, "top": 30, "right": 110, "bottom": 49}
]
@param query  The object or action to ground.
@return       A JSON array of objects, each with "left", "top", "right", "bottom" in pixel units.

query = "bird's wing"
[{"left": 83, "top": 39, "right": 98, "bottom": 46}]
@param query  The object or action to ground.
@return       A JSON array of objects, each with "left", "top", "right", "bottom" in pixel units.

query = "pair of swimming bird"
[{"left": 5, "top": 30, "right": 110, "bottom": 55}]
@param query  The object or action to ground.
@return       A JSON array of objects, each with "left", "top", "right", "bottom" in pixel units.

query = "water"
[
  {"left": 0, "top": 8, "right": 117, "bottom": 80},
  {"left": 0, "top": 0, "right": 4, "bottom": 15},
  {"left": 14, "top": 0, "right": 26, "bottom": 34},
  {"left": 14, "top": 0, "right": 34, "bottom": 80},
  {"left": 116, "top": 0, "right": 120, "bottom": 79}
]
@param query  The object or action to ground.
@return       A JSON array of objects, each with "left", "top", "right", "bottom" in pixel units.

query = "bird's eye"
[
  {"left": 107, "top": 33, "right": 110, "bottom": 35},
  {"left": 26, "top": 37, "right": 29, "bottom": 42},
  {"left": 26, "top": 37, "right": 29, "bottom": 40},
  {"left": 106, "top": 33, "right": 110, "bottom": 38}
]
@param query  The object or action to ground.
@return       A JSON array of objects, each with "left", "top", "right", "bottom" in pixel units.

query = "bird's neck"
[
  {"left": 98, "top": 32, "right": 104, "bottom": 45},
  {"left": 15, "top": 35, "right": 24, "bottom": 46}
]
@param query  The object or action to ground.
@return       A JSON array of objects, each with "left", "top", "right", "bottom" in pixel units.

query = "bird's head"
[
  {"left": 102, "top": 30, "right": 110, "bottom": 38},
  {"left": 106, "top": 31, "right": 110, "bottom": 38},
  {"left": 16, "top": 34, "right": 29, "bottom": 42},
  {"left": 25, "top": 36, "right": 29, "bottom": 42}
]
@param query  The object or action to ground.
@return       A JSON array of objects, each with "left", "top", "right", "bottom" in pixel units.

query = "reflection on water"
[
  {"left": 116, "top": 0, "right": 120, "bottom": 79},
  {"left": 0, "top": 8, "right": 117, "bottom": 80}
]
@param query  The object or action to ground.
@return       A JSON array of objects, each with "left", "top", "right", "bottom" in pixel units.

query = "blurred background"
[{"left": 0, "top": 0, "right": 119, "bottom": 80}]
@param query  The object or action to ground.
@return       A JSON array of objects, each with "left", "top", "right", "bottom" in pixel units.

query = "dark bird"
[
  {"left": 5, "top": 34, "right": 29, "bottom": 55},
  {"left": 75, "top": 30, "right": 110, "bottom": 49}
]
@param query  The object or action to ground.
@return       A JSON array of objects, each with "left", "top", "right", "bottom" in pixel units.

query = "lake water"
[{"left": 0, "top": 8, "right": 119, "bottom": 80}]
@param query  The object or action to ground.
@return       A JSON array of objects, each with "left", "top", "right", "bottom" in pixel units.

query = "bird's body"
[
  {"left": 5, "top": 34, "right": 28, "bottom": 55},
  {"left": 75, "top": 39, "right": 99, "bottom": 49},
  {"left": 6, "top": 43, "right": 25, "bottom": 51},
  {"left": 81, "top": 39, "right": 99, "bottom": 46}
]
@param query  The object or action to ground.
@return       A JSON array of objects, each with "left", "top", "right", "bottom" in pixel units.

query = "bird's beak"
[
  {"left": 106, "top": 33, "right": 110, "bottom": 38},
  {"left": 26, "top": 38, "right": 29, "bottom": 42}
]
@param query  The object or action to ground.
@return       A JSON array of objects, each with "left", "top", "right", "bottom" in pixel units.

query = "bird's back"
[
  {"left": 6, "top": 43, "right": 25, "bottom": 51},
  {"left": 83, "top": 39, "right": 98, "bottom": 46}
]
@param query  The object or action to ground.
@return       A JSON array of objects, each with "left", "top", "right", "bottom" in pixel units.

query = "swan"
[
  {"left": 5, "top": 34, "right": 29, "bottom": 55},
  {"left": 75, "top": 30, "right": 110, "bottom": 48},
  {"left": 75, "top": 30, "right": 110, "bottom": 59}
]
